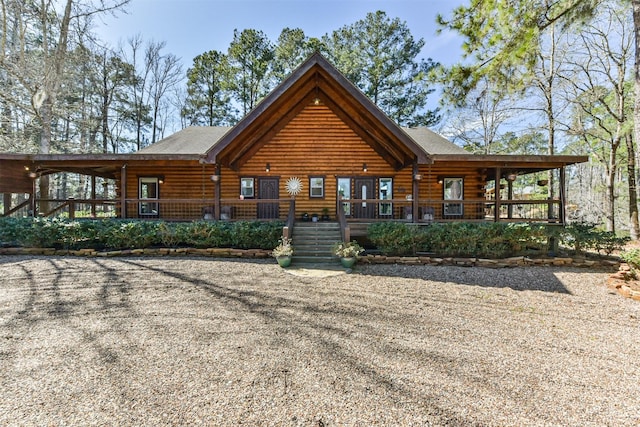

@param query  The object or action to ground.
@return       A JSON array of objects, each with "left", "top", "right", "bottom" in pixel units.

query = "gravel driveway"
[{"left": 0, "top": 256, "right": 639, "bottom": 426}]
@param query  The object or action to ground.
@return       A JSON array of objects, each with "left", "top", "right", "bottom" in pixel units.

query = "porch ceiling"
[
  {"left": 431, "top": 154, "right": 589, "bottom": 178},
  {"left": 204, "top": 53, "right": 431, "bottom": 171}
]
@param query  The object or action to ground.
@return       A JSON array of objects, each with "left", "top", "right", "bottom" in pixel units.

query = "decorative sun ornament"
[{"left": 286, "top": 177, "right": 303, "bottom": 196}]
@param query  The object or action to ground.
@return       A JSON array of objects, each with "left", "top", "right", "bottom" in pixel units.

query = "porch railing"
[
  {"left": 7, "top": 197, "right": 562, "bottom": 224},
  {"left": 339, "top": 198, "right": 563, "bottom": 223},
  {"left": 30, "top": 198, "right": 118, "bottom": 219},
  {"left": 123, "top": 198, "right": 295, "bottom": 221}
]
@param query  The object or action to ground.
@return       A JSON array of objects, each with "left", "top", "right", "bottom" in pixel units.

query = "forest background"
[{"left": 1, "top": 0, "right": 638, "bottom": 239}]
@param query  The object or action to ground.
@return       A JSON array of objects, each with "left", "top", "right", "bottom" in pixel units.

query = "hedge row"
[
  {"left": 367, "top": 222, "right": 628, "bottom": 258},
  {"left": 0, "top": 218, "right": 284, "bottom": 251}
]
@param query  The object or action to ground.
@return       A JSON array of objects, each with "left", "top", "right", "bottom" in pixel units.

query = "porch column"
[
  {"left": 494, "top": 167, "right": 501, "bottom": 222},
  {"left": 559, "top": 166, "right": 566, "bottom": 224},
  {"left": 91, "top": 175, "right": 96, "bottom": 217},
  {"left": 120, "top": 164, "right": 127, "bottom": 219},
  {"left": 30, "top": 176, "right": 37, "bottom": 217},
  {"left": 3, "top": 193, "right": 10, "bottom": 215},
  {"left": 412, "top": 163, "right": 420, "bottom": 223},
  {"left": 507, "top": 179, "right": 513, "bottom": 219},
  {"left": 213, "top": 165, "right": 221, "bottom": 220}
]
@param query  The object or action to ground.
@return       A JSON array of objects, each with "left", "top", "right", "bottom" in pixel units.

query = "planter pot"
[
  {"left": 276, "top": 256, "right": 292, "bottom": 268},
  {"left": 340, "top": 257, "right": 356, "bottom": 268},
  {"left": 311, "top": 215, "right": 319, "bottom": 222}
]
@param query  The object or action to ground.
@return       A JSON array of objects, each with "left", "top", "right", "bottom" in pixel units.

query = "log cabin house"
[{"left": 1, "top": 53, "right": 587, "bottom": 243}]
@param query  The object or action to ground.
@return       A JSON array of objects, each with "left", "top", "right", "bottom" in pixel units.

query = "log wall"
[
  {"left": 221, "top": 104, "right": 415, "bottom": 219},
  {"left": 123, "top": 161, "right": 216, "bottom": 219}
]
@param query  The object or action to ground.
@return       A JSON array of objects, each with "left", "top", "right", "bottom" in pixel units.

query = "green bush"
[
  {"left": 230, "top": 221, "right": 283, "bottom": 249},
  {"left": 98, "top": 220, "right": 161, "bottom": 250},
  {"left": 620, "top": 248, "right": 640, "bottom": 271},
  {"left": 368, "top": 222, "right": 422, "bottom": 256},
  {"left": 180, "top": 221, "right": 228, "bottom": 248},
  {"left": 561, "top": 222, "right": 629, "bottom": 255},
  {"left": 368, "top": 221, "right": 622, "bottom": 258}
]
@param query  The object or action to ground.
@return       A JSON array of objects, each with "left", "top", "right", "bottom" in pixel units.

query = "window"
[
  {"left": 139, "top": 177, "right": 159, "bottom": 216},
  {"left": 444, "top": 177, "right": 463, "bottom": 216},
  {"left": 378, "top": 178, "right": 393, "bottom": 216},
  {"left": 338, "top": 178, "right": 351, "bottom": 216},
  {"left": 309, "top": 177, "right": 324, "bottom": 198},
  {"left": 240, "top": 178, "right": 254, "bottom": 198}
]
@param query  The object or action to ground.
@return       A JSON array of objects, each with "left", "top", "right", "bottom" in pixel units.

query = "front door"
[
  {"left": 258, "top": 178, "right": 279, "bottom": 219},
  {"left": 353, "top": 177, "right": 375, "bottom": 219}
]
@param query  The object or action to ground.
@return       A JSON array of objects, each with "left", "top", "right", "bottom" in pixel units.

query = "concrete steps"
[{"left": 292, "top": 221, "right": 341, "bottom": 264}]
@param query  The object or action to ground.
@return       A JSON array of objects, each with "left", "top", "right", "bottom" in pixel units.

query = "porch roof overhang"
[
  {"left": 203, "top": 53, "right": 431, "bottom": 171},
  {"left": 431, "top": 154, "right": 589, "bottom": 178},
  {"left": 0, "top": 153, "right": 202, "bottom": 193}
]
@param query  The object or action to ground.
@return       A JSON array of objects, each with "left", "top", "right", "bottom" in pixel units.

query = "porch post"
[
  {"left": 91, "top": 175, "right": 96, "bottom": 217},
  {"left": 214, "top": 165, "right": 221, "bottom": 220},
  {"left": 559, "top": 166, "right": 566, "bottom": 224},
  {"left": 120, "top": 164, "right": 127, "bottom": 219},
  {"left": 507, "top": 179, "right": 513, "bottom": 219},
  {"left": 30, "top": 176, "right": 37, "bottom": 217},
  {"left": 3, "top": 193, "right": 10, "bottom": 215},
  {"left": 494, "top": 167, "right": 501, "bottom": 222},
  {"left": 412, "top": 163, "right": 419, "bottom": 223}
]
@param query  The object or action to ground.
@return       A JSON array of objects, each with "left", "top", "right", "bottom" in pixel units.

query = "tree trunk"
[
  {"left": 632, "top": 0, "right": 640, "bottom": 239},
  {"left": 38, "top": 100, "right": 53, "bottom": 214},
  {"left": 627, "top": 134, "right": 639, "bottom": 239},
  {"left": 605, "top": 151, "right": 617, "bottom": 233}
]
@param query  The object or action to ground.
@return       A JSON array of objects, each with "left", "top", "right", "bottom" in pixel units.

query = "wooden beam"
[
  {"left": 560, "top": 166, "right": 566, "bottom": 224},
  {"left": 3, "top": 193, "right": 11, "bottom": 215},
  {"left": 494, "top": 167, "right": 501, "bottom": 222},
  {"left": 120, "top": 165, "right": 127, "bottom": 219}
]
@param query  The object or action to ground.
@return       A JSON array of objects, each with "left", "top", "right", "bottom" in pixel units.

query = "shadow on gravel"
[
  {"left": 357, "top": 264, "right": 572, "bottom": 294},
  {"left": 114, "top": 258, "right": 472, "bottom": 425}
]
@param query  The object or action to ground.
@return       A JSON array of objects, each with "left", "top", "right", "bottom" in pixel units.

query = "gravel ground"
[{"left": 0, "top": 256, "right": 639, "bottom": 426}]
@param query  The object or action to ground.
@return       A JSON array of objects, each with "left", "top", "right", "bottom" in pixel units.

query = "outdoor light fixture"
[
  {"left": 266, "top": 163, "right": 270, "bottom": 173},
  {"left": 313, "top": 97, "right": 321, "bottom": 105},
  {"left": 210, "top": 174, "right": 220, "bottom": 182},
  {"left": 437, "top": 176, "right": 443, "bottom": 184},
  {"left": 506, "top": 173, "right": 517, "bottom": 182},
  {"left": 28, "top": 172, "right": 37, "bottom": 179},
  {"left": 414, "top": 174, "right": 422, "bottom": 181},
  {"left": 362, "top": 163, "right": 368, "bottom": 172},
  {"left": 158, "top": 176, "right": 165, "bottom": 184}
]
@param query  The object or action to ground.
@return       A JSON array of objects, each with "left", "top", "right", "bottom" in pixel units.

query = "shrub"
[
  {"left": 230, "top": 221, "right": 283, "bottom": 249},
  {"left": 370, "top": 221, "right": 630, "bottom": 258},
  {"left": 561, "top": 222, "right": 629, "bottom": 255},
  {"left": 368, "top": 222, "right": 423, "bottom": 256},
  {"left": 620, "top": 248, "right": 640, "bottom": 271},
  {"left": 180, "top": 221, "right": 229, "bottom": 248},
  {"left": 98, "top": 220, "right": 161, "bottom": 250}
]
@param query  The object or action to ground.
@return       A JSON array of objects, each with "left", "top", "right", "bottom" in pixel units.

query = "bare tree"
[
  {"left": 0, "top": 0, "right": 129, "bottom": 206},
  {"left": 564, "top": 0, "right": 633, "bottom": 233},
  {"left": 446, "top": 76, "right": 518, "bottom": 154}
]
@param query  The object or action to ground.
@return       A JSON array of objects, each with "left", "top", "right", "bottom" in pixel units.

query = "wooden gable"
[{"left": 204, "top": 53, "right": 430, "bottom": 171}]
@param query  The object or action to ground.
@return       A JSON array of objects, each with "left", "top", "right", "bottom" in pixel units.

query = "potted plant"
[
  {"left": 333, "top": 240, "right": 364, "bottom": 268},
  {"left": 301, "top": 212, "right": 310, "bottom": 222},
  {"left": 311, "top": 213, "right": 319, "bottom": 222},
  {"left": 272, "top": 237, "right": 294, "bottom": 267},
  {"left": 321, "top": 207, "right": 330, "bottom": 221}
]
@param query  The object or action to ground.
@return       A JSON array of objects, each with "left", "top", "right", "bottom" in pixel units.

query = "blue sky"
[{"left": 95, "top": 0, "right": 466, "bottom": 68}]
